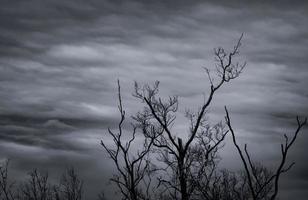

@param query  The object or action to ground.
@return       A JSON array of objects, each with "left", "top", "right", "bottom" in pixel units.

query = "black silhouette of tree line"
[
  {"left": 0, "top": 162, "right": 83, "bottom": 200},
  {"left": 1, "top": 35, "right": 306, "bottom": 200}
]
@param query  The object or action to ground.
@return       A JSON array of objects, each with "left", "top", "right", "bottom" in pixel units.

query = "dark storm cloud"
[
  {"left": 0, "top": 115, "right": 85, "bottom": 151},
  {"left": 0, "top": 0, "right": 308, "bottom": 199}
]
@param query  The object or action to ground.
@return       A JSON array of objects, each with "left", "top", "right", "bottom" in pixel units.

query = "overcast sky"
[{"left": 0, "top": 0, "right": 308, "bottom": 199}]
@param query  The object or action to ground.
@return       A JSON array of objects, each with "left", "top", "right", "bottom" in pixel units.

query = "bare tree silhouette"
[
  {"left": 101, "top": 35, "right": 246, "bottom": 200},
  {"left": 102, "top": 34, "right": 307, "bottom": 200},
  {"left": 132, "top": 35, "right": 245, "bottom": 200},
  {"left": 19, "top": 169, "right": 54, "bottom": 200},
  {"left": 59, "top": 167, "right": 83, "bottom": 200},
  {"left": 0, "top": 160, "right": 16, "bottom": 200},
  {"left": 101, "top": 80, "right": 158, "bottom": 200},
  {"left": 225, "top": 107, "right": 307, "bottom": 200},
  {"left": 0, "top": 164, "right": 84, "bottom": 200}
]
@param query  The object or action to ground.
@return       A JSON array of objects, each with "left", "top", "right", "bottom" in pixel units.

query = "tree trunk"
[{"left": 178, "top": 138, "right": 188, "bottom": 200}]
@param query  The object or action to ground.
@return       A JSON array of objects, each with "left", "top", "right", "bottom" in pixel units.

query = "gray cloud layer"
[{"left": 0, "top": 0, "right": 308, "bottom": 199}]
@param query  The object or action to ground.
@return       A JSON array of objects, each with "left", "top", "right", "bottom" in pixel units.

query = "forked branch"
[{"left": 225, "top": 106, "right": 307, "bottom": 200}]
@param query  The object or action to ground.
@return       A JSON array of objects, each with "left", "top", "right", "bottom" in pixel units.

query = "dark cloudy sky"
[{"left": 0, "top": 0, "right": 308, "bottom": 199}]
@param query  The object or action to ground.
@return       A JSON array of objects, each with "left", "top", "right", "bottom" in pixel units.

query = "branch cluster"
[{"left": 101, "top": 34, "right": 306, "bottom": 200}]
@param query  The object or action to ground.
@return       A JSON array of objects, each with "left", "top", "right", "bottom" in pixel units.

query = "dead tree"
[
  {"left": 19, "top": 169, "right": 54, "bottom": 200},
  {"left": 225, "top": 107, "right": 307, "bottom": 200},
  {"left": 133, "top": 34, "right": 245, "bottom": 200},
  {"left": 101, "top": 80, "right": 159, "bottom": 200},
  {"left": 0, "top": 160, "right": 16, "bottom": 200},
  {"left": 59, "top": 168, "right": 83, "bottom": 200}
]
